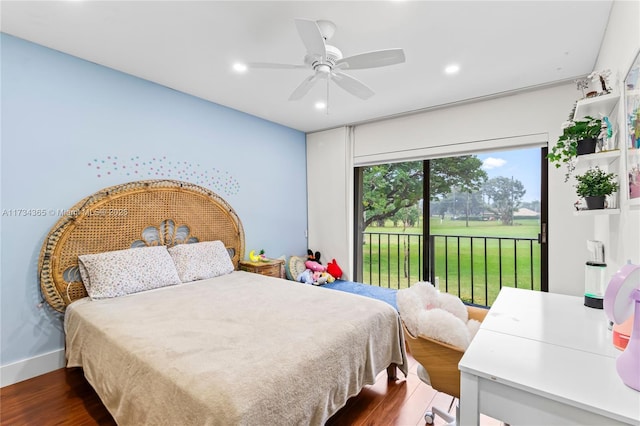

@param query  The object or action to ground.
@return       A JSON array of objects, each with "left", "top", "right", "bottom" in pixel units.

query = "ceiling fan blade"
[
  {"left": 336, "top": 48, "right": 405, "bottom": 70},
  {"left": 289, "top": 74, "right": 319, "bottom": 101},
  {"left": 294, "top": 18, "right": 327, "bottom": 59},
  {"left": 247, "top": 62, "right": 306, "bottom": 70},
  {"left": 331, "top": 71, "right": 374, "bottom": 100}
]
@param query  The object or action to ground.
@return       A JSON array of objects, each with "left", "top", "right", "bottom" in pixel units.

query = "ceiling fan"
[{"left": 247, "top": 18, "right": 406, "bottom": 103}]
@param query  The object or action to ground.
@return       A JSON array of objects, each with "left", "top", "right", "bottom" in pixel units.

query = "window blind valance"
[
  {"left": 351, "top": 83, "right": 579, "bottom": 166},
  {"left": 354, "top": 133, "right": 548, "bottom": 166}
]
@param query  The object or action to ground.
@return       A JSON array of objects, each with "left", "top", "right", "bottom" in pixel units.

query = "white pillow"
[
  {"left": 78, "top": 246, "right": 181, "bottom": 300},
  {"left": 398, "top": 281, "right": 479, "bottom": 349},
  {"left": 438, "top": 292, "right": 469, "bottom": 323},
  {"left": 167, "top": 240, "right": 234, "bottom": 282},
  {"left": 417, "top": 308, "right": 471, "bottom": 349}
]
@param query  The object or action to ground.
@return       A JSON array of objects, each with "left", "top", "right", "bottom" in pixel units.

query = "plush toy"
[
  {"left": 307, "top": 249, "right": 322, "bottom": 264},
  {"left": 313, "top": 272, "right": 335, "bottom": 285},
  {"left": 248, "top": 249, "right": 267, "bottom": 262},
  {"left": 311, "top": 271, "right": 326, "bottom": 285},
  {"left": 294, "top": 252, "right": 335, "bottom": 285},
  {"left": 296, "top": 269, "right": 315, "bottom": 284},
  {"left": 305, "top": 260, "right": 326, "bottom": 272},
  {"left": 322, "top": 272, "right": 335, "bottom": 283},
  {"left": 296, "top": 269, "right": 332, "bottom": 285},
  {"left": 326, "top": 259, "right": 342, "bottom": 279}
]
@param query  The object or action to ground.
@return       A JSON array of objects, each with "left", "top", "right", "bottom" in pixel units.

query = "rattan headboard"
[{"left": 39, "top": 180, "right": 245, "bottom": 312}]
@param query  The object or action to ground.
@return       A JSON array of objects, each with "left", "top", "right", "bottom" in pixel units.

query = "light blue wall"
[{"left": 0, "top": 34, "right": 308, "bottom": 367}]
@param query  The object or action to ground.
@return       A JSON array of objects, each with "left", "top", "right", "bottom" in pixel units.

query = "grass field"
[{"left": 362, "top": 217, "right": 541, "bottom": 306}]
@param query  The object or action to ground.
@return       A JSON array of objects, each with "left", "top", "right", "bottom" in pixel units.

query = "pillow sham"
[
  {"left": 78, "top": 246, "right": 181, "bottom": 300},
  {"left": 167, "top": 240, "right": 234, "bottom": 282}
]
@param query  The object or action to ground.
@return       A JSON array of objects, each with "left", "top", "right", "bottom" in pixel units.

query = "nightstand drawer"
[{"left": 239, "top": 259, "right": 284, "bottom": 278}]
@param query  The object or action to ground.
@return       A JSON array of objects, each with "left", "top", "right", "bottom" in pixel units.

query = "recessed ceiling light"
[
  {"left": 315, "top": 101, "right": 326, "bottom": 110},
  {"left": 444, "top": 64, "right": 460, "bottom": 75},
  {"left": 232, "top": 63, "right": 248, "bottom": 73}
]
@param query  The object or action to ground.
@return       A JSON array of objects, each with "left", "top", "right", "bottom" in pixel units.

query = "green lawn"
[{"left": 363, "top": 217, "right": 541, "bottom": 306}]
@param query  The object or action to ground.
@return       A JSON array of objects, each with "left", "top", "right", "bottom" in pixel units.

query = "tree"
[
  {"left": 362, "top": 156, "right": 487, "bottom": 229},
  {"left": 432, "top": 156, "right": 487, "bottom": 226},
  {"left": 431, "top": 156, "right": 488, "bottom": 201},
  {"left": 436, "top": 189, "right": 467, "bottom": 218},
  {"left": 393, "top": 204, "right": 421, "bottom": 230},
  {"left": 362, "top": 162, "right": 423, "bottom": 229},
  {"left": 484, "top": 177, "right": 526, "bottom": 225},
  {"left": 430, "top": 199, "right": 449, "bottom": 220}
]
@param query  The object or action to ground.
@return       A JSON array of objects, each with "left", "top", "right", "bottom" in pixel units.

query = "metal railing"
[{"left": 362, "top": 232, "right": 541, "bottom": 307}]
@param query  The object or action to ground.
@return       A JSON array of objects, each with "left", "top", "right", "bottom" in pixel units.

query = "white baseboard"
[{"left": 1, "top": 349, "right": 66, "bottom": 387}]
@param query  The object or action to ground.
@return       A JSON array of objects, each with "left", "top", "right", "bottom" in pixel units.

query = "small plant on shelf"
[
  {"left": 547, "top": 115, "right": 602, "bottom": 181},
  {"left": 574, "top": 166, "right": 618, "bottom": 210}
]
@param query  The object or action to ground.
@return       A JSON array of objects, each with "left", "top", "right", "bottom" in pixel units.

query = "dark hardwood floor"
[
  {"left": 1, "top": 352, "right": 501, "bottom": 425},
  {"left": 1, "top": 367, "right": 116, "bottom": 426}
]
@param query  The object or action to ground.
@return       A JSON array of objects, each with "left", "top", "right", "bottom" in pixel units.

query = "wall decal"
[{"left": 87, "top": 156, "right": 240, "bottom": 195}]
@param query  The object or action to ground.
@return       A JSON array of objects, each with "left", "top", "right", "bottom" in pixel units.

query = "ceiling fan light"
[
  {"left": 232, "top": 63, "right": 248, "bottom": 73},
  {"left": 444, "top": 64, "right": 460, "bottom": 75},
  {"left": 316, "top": 64, "right": 331, "bottom": 76}
]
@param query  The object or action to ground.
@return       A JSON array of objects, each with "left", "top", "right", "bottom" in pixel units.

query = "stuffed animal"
[
  {"left": 305, "top": 260, "right": 326, "bottom": 272},
  {"left": 296, "top": 269, "right": 333, "bottom": 285},
  {"left": 294, "top": 251, "right": 336, "bottom": 285},
  {"left": 307, "top": 249, "right": 322, "bottom": 264},
  {"left": 326, "top": 259, "right": 342, "bottom": 279},
  {"left": 323, "top": 272, "right": 335, "bottom": 283},
  {"left": 312, "top": 271, "right": 327, "bottom": 285},
  {"left": 296, "top": 269, "right": 315, "bottom": 284}
]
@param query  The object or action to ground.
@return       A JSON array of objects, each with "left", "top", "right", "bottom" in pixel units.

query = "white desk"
[
  {"left": 459, "top": 288, "right": 640, "bottom": 425},
  {"left": 480, "top": 287, "right": 620, "bottom": 358}
]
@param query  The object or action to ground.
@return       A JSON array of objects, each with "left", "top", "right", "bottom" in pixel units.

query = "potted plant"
[
  {"left": 575, "top": 166, "right": 618, "bottom": 210},
  {"left": 547, "top": 115, "right": 602, "bottom": 181}
]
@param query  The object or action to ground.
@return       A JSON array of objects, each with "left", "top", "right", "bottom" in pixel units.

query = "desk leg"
[{"left": 460, "top": 371, "right": 480, "bottom": 426}]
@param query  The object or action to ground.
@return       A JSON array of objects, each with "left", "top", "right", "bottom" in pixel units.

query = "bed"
[
  {"left": 323, "top": 279, "right": 398, "bottom": 310},
  {"left": 39, "top": 180, "right": 407, "bottom": 425}
]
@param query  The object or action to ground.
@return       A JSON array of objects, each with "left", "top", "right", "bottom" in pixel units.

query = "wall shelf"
[
  {"left": 573, "top": 92, "right": 620, "bottom": 119},
  {"left": 573, "top": 208, "right": 620, "bottom": 216},
  {"left": 569, "top": 88, "right": 625, "bottom": 218},
  {"left": 575, "top": 150, "right": 620, "bottom": 169}
]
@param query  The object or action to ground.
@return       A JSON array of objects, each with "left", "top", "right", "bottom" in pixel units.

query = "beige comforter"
[{"left": 65, "top": 271, "right": 407, "bottom": 425}]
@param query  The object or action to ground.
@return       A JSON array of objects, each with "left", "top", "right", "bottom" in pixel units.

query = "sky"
[{"left": 476, "top": 147, "right": 541, "bottom": 203}]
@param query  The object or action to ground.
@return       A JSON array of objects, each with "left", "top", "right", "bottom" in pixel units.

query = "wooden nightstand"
[{"left": 239, "top": 259, "right": 285, "bottom": 278}]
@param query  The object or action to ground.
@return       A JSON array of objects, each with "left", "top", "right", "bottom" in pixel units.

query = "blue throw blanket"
[{"left": 322, "top": 280, "right": 398, "bottom": 311}]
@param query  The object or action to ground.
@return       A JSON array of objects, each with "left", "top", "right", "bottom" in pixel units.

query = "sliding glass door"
[{"left": 354, "top": 148, "right": 547, "bottom": 307}]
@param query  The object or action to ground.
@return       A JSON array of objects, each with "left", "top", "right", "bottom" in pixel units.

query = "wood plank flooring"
[{"left": 0, "top": 352, "right": 502, "bottom": 425}]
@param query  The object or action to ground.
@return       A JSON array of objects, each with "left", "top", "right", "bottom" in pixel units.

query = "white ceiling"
[{"left": 1, "top": 1, "right": 613, "bottom": 133}]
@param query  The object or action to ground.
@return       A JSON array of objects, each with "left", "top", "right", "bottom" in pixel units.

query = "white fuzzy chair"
[{"left": 397, "top": 282, "right": 488, "bottom": 425}]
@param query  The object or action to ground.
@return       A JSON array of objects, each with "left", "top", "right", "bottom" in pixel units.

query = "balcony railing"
[{"left": 362, "top": 232, "right": 541, "bottom": 307}]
